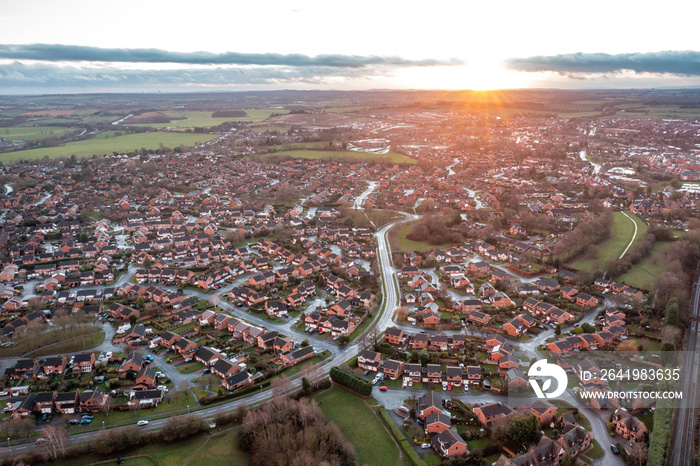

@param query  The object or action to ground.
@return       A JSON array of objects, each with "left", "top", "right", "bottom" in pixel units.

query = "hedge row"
[
  {"left": 378, "top": 408, "right": 427, "bottom": 466},
  {"left": 329, "top": 366, "right": 372, "bottom": 396}
]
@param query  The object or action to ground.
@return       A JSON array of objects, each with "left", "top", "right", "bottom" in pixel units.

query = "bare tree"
[
  {"left": 271, "top": 374, "right": 292, "bottom": 402},
  {"left": 40, "top": 426, "right": 70, "bottom": 460},
  {"left": 629, "top": 441, "right": 648, "bottom": 466},
  {"left": 98, "top": 396, "right": 113, "bottom": 416}
]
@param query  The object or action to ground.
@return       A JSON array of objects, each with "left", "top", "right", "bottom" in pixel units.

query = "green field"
[
  {"left": 0, "top": 326, "right": 103, "bottom": 357},
  {"left": 558, "top": 111, "right": 601, "bottom": 118},
  {"left": 127, "top": 109, "right": 288, "bottom": 129},
  {"left": 265, "top": 149, "right": 416, "bottom": 164},
  {"left": 61, "top": 427, "right": 249, "bottom": 466},
  {"left": 1, "top": 132, "right": 218, "bottom": 161},
  {"left": 617, "top": 241, "right": 666, "bottom": 290},
  {"left": 0, "top": 126, "right": 71, "bottom": 141},
  {"left": 571, "top": 212, "right": 648, "bottom": 272},
  {"left": 396, "top": 220, "right": 454, "bottom": 253},
  {"left": 316, "top": 387, "right": 408, "bottom": 466}
]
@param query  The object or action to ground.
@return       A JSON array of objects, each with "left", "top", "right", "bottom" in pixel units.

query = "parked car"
[
  {"left": 68, "top": 419, "right": 80, "bottom": 425},
  {"left": 610, "top": 444, "right": 620, "bottom": 455},
  {"left": 81, "top": 414, "right": 94, "bottom": 419},
  {"left": 80, "top": 418, "right": 92, "bottom": 425},
  {"left": 379, "top": 386, "right": 388, "bottom": 392},
  {"left": 35, "top": 438, "right": 48, "bottom": 445},
  {"left": 420, "top": 443, "right": 431, "bottom": 449},
  {"left": 137, "top": 420, "right": 149, "bottom": 426}
]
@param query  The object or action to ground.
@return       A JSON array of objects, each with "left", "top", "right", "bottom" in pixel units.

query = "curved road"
[{"left": 0, "top": 184, "right": 627, "bottom": 464}]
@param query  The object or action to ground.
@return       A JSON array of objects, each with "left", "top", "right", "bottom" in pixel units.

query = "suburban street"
[{"left": 0, "top": 183, "right": 649, "bottom": 465}]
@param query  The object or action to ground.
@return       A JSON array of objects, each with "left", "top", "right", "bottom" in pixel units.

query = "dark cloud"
[
  {"left": 505, "top": 51, "right": 700, "bottom": 76},
  {"left": 0, "top": 43, "right": 461, "bottom": 68},
  {"left": 0, "top": 61, "right": 399, "bottom": 90}
]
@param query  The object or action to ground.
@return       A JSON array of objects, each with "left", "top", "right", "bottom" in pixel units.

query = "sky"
[{"left": 1, "top": 0, "right": 700, "bottom": 94}]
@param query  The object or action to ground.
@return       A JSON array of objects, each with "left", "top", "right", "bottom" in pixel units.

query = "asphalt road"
[{"left": 0, "top": 184, "right": 643, "bottom": 465}]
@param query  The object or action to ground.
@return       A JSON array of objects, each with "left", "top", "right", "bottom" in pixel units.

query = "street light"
[
  {"left": 102, "top": 421, "right": 105, "bottom": 430},
  {"left": 187, "top": 404, "right": 190, "bottom": 414},
  {"left": 6, "top": 437, "right": 9, "bottom": 451}
]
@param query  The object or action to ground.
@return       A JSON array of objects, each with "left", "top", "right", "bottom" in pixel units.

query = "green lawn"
[
  {"left": 367, "top": 209, "right": 406, "bottom": 228},
  {"left": 316, "top": 387, "right": 405, "bottom": 466},
  {"left": 60, "top": 427, "right": 248, "bottom": 466},
  {"left": 617, "top": 241, "right": 666, "bottom": 291},
  {"left": 127, "top": 109, "right": 288, "bottom": 129},
  {"left": 178, "top": 361, "right": 204, "bottom": 374},
  {"left": 1, "top": 132, "right": 218, "bottom": 161},
  {"left": 0, "top": 326, "right": 103, "bottom": 357},
  {"left": 396, "top": 221, "right": 454, "bottom": 253},
  {"left": 30, "top": 331, "right": 105, "bottom": 357},
  {"left": 585, "top": 439, "right": 605, "bottom": 459},
  {"left": 0, "top": 126, "right": 71, "bottom": 141},
  {"left": 264, "top": 149, "right": 416, "bottom": 164},
  {"left": 571, "top": 212, "right": 647, "bottom": 272}
]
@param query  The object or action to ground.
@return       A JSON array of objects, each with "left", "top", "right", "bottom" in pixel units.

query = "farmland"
[
  {"left": 0, "top": 132, "right": 218, "bottom": 161},
  {"left": 125, "top": 109, "right": 289, "bottom": 129},
  {"left": 0, "top": 126, "right": 71, "bottom": 141}
]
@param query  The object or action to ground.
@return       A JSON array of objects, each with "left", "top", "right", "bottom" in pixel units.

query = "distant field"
[
  {"left": 571, "top": 212, "right": 648, "bottom": 272},
  {"left": 266, "top": 149, "right": 415, "bottom": 164},
  {"left": 250, "top": 124, "right": 293, "bottom": 133},
  {"left": 0, "top": 132, "right": 218, "bottom": 161},
  {"left": 618, "top": 242, "right": 667, "bottom": 291},
  {"left": 612, "top": 104, "right": 700, "bottom": 119},
  {"left": 558, "top": 111, "right": 601, "bottom": 118},
  {"left": 0, "top": 126, "right": 70, "bottom": 141},
  {"left": 324, "top": 106, "right": 371, "bottom": 113},
  {"left": 127, "top": 109, "right": 288, "bottom": 129}
]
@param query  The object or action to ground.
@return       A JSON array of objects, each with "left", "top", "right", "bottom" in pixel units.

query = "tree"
[
  {"left": 394, "top": 306, "right": 409, "bottom": 323},
  {"left": 554, "top": 324, "right": 561, "bottom": 336},
  {"left": 629, "top": 441, "right": 649, "bottom": 466},
  {"left": 664, "top": 298, "right": 679, "bottom": 326},
  {"left": 617, "top": 339, "right": 639, "bottom": 355},
  {"left": 509, "top": 415, "right": 540, "bottom": 446},
  {"left": 160, "top": 414, "right": 207, "bottom": 443},
  {"left": 40, "top": 426, "right": 70, "bottom": 460},
  {"left": 98, "top": 395, "right": 113, "bottom": 415}
]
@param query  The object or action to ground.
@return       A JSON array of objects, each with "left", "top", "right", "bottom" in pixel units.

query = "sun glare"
[{"left": 398, "top": 63, "right": 533, "bottom": 91}]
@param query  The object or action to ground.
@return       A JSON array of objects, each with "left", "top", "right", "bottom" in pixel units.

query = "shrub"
[{"left": 330, "top": 366, "right": 372, "bottom": 396}]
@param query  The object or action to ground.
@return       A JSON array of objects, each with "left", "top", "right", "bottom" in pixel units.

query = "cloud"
[
  {"left": 0, "top": 61, "right": 405, "bottom": 90},
  {"left": 505, "top": 51, "right": 700, "bottom": 77},
  {"left": 0, "top": 43, "right": 461, "bottom": 68}
]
